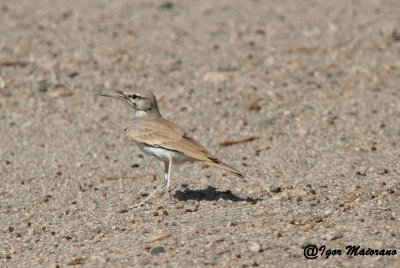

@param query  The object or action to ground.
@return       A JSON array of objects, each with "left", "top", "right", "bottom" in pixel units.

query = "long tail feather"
[{"left": 206, "top": 157, "right": 248, "bottom": 181}]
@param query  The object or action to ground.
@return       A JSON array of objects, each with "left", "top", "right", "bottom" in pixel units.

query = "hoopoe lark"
[{"left": 101, "top": 89, "right": 247, "bottom": 208}]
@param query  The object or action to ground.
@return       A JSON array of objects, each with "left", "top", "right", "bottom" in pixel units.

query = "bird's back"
[{"left": 125, "top": 117, "right": 210, "bottom": 159}]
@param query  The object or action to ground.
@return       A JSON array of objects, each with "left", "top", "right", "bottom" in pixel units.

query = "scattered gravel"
[{"left": 1, "top": 0, "right": 399, "bottom": 267}]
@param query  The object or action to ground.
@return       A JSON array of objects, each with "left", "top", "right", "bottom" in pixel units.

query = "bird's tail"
[{"left": 206, "top": 157, "right": 248, "bottom": 182}]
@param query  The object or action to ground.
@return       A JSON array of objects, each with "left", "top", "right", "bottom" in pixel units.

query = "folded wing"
[{"left": 125, "top": 117, "right": 246, "bottom": 179}]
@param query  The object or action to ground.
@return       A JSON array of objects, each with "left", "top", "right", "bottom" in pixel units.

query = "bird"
[{"left": 100, "top": 89, "right": 247, "bottom": 208}]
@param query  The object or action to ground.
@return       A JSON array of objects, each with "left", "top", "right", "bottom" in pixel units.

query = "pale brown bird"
[{"left": 101, "top": 89, "right": 247, "bottom": 208}]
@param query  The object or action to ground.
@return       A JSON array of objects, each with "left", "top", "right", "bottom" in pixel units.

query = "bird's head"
[{"left": 101, "top": 89, "right": 161, "bottom": 118}]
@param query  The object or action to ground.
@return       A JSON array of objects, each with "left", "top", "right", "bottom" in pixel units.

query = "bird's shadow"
[{"left": 173, "top": 185, "right": 259, "bottom": 204}]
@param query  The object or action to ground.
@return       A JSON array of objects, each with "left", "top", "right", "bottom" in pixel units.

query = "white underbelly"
[{"left": 137, "top": 143, "right": 193, "bottom": 163}]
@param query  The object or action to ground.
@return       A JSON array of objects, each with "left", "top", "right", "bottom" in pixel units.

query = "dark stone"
[
  {"left": 149, "top": 246, "right": 165, "bottom": 255},
  {"left": 271, "top": 187, "right": 282, "bottom": 193},
  {"left": 159, "top": 2, "right": 173, "bottom": 9}
]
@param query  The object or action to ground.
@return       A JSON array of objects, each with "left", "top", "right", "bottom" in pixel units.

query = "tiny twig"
[
  {"left": 146, "top": 233, "right": 172, "bottom": 243},
  {"left": 0, "top": 61, "right": 31, "bottom": 67},
  {"left": 220, "top": 136, "right": 259, "bottom": 147},
  {"left": 104, "top": 174, "right": 156, "bottom": 181}
]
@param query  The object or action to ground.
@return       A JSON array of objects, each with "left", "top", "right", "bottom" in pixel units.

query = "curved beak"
[
  {"left": 100, "top": 89, "right": 125, "bottom": 100},
  {"left": 100, "top": 89, "right": 135, "bottom": 108}
]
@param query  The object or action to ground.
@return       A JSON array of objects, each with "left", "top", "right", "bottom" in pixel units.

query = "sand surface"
[{"left": 1, "top": 0, "right": 399, "bottom": 267}]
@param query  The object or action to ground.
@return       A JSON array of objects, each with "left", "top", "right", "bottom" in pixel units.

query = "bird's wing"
[
  {"left": 125, "top": 117, "right": 246, "bottom": 179},
  {"left": 125, "top": 117, "right": 210, "bottom": 160}
]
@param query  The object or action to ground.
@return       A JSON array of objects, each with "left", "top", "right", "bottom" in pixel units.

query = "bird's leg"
[
  {"left": 166, "top": 158, "right": 172, "bottom": 191},
  {"left": 164, "top": 158, "right": 178, "bottom": 203},
  {"left": 128, "top": 162, "right": 169, "bottom": 209},
  {"left": 165, "top": 158, "right": 174, "bottom": 202},
  {"left": 164, "top": 158, "right": 179, "bottom": 205}
]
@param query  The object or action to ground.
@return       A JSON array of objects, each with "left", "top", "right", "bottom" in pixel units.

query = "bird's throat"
[{"left": 135, "top": 109, "right": 161, "bottom": 119}]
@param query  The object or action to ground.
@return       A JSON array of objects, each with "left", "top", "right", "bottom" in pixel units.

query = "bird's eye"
[{"left": 131, "top": 94, "right": 137, "bottom": 99}]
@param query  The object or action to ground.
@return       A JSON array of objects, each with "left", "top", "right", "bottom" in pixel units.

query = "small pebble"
[
  {"left": 159, "top": 2, "right": 173, "bottom": 9},
  {"left": 392, "top": 29, "right": 400, "bottom": 41},
  {"left": 335, "top": 226, "right": 346, "bottom": 233},
  {"left": 324, "top": 210, "right": 332, "bottom": 216},
  {"left": 287, "top": 189, "right": 307, "bottom": 196},
  {"left": 249, "top": 242, "right": 261, "bottom": 252},
  {"left": 303, "top": 223, "right": 315, "bottom": 232},
  {"left": 322, "top": 232, "right": 343, "bottom": 241},
  {"left": 149, "top": 246, "right": 165, "bottom": 255},
  {"left": 270, "top": 187, "right": 282, "bottom": 193},
  {"left": 184, "top": 204, "right": 198, "bottom": 213},
  {"left": 68, "top": 71, "right": 79, "bottom": 78},
  {"left": 226, "top": 221, "right": 239, "bottom": 227},
  {"left": 38, "top": 80, "right": 49, "bottom": 92}
]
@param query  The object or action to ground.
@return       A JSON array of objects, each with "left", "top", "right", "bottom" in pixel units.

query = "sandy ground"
[{"left": 1, "top": 0, "right": 400, "bottom": 267}]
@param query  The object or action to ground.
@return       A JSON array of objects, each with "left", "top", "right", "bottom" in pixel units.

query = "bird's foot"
[
  {"left": 127, "top": 200, "right": 149, "bottom": 210},
  {"left": 167, "top": 184, "right": 179, "bottom": 204}
]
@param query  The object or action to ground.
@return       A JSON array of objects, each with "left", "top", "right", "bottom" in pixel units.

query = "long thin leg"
[
  {"left": 129, "top": 159, "right": 171, "bottom": 209},
  {"left": 165, "top": 158, "right": 173, "bottom": 201},
  {"left": 166, "top": 158, "right": 172, "bottom": 190}
]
